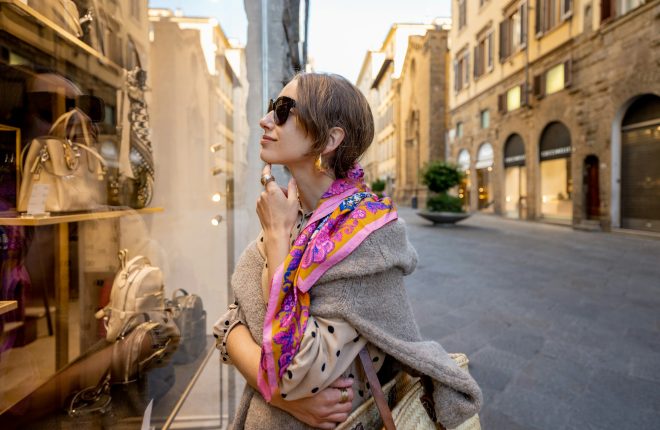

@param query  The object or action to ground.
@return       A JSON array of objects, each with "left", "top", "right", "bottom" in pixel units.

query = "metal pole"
[{"left": 262, "top": 0, "right": 269, "bottom": 114}]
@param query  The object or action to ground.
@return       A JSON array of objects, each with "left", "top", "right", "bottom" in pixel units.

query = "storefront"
[
  {"left": 475, "top": 142, "right": 494, "bottom": 212},
  {"left": 620, "top": 94, "right": 660, "bottom": 232},
  {"left": 539, "top": 122, "right": 572, "bottom": 222},
  {"left": 503, "top": 134, "right": 527, "bottom": 219},
  {"left": 457, "top": 148, "right": 471, "bottom": 211},
  {"left": 0, "top": 1, "right": 234, "bottom": 427}
]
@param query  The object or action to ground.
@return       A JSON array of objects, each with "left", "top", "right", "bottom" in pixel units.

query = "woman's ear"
[{"left": 322, "top": 127, "right": 345, "bottom": 155}]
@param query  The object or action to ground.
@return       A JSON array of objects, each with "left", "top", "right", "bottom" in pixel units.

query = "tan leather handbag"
[{"left": 18, "top": 109, "right": 106, "bottom": 213}]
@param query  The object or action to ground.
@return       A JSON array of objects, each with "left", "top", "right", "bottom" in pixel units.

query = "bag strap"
[
  {"left": 172, "top": 288, "right": 189, "bottom": 300},
  {"left": 358, "top": 347, "right": 396, "bottom": 430}
]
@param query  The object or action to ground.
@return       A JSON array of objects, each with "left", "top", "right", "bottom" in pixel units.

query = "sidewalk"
[{"left": 399, "top": 207, "right": 660, "bottom": 430}]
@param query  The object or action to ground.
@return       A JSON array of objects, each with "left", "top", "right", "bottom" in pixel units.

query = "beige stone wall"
[
  {"left": 449, "top": 3, "right": 660, "bottom": 229},
  {"left": 396, "top": 29, "right": 449, "bottom": 206}
]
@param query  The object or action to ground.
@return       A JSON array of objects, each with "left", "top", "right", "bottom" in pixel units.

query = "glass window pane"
[
  {"left": 546, "top": 63, "right": 565, "bottom": 95},
  {"left": 507, "top": 86, "right": 521, "bottom": 111}
]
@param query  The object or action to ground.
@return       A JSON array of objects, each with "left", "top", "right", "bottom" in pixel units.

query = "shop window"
[
  {"left": 504, "top": 134, "right": 527, "bottom": 219},
  {"left": 539, "top": 122, "right": 573, "bottom": 220},
  {"left": 535, "top": 0, "right": 573, "bottom": 37},
  {"left": 499, "top": 2, "right": 527, "bottom": 62},
  {"left": 476, "top": 143, "right": 494, "bottom": 211},
  {"left": 457, "top": 149, "right": 471, "bottom": 210}
]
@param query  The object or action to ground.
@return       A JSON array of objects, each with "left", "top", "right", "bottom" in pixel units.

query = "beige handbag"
[
  {"left": 18, "top": 109, "right": 107, "bottom": 213},
  {"left": 338, "top": 348, "right": 481, "bottom": 430}
]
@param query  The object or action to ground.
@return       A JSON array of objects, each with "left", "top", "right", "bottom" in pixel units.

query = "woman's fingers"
[
  {"left": 328, "top": 377, "right": 354, "bottom": 389},
  {"left": 261, "top": 163, "right": 271, "bottom": 177},
  {"left": 325, "top": 412, "right": 350, "bottom": 423}
]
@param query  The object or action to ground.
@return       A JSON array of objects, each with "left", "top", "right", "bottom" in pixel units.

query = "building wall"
[
  {"left": 360, "top": 24, "right": 437, "bottom": 197},
  {"left": 396, "top": 28, "right": 449, "bottom": 206},
  {"left": 449, "top": 2, "right": 660, "bottom": 229}
]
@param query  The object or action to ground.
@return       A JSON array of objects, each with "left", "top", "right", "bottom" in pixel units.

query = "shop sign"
[
  {"left": 504, "top": 154, "right": 526, "bottom": 166},
  {"left": 540, "top": 146, "right": 571, "bottom": 160}
]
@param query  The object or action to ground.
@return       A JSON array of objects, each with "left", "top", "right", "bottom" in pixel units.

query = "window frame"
[
  {"left": 480, "top": 109, "right": 491, "bottom": 129},
  {"left": 454, "top": 48, "right": 471, "bottom": 93},
  {"left": 474, "top": 28, "right": 495, "bottom": 79},
  {"left": 536, "top": 0, "right": 573, "bottom": 38},
  {"left": 499, "top": 1, "right": 528, "bottom": 63},
  {"left": 459, "top": 0, "right": 467, "bottom": 30}
]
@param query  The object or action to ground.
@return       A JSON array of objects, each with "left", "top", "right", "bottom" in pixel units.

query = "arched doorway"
[
  {"left": 476, "top": 143, "right": 494, "bottom": 211},
  {"left": 539, "top": 122, "right": 572, "bottom": 221},
  {"left": 584, "top": 155, "right": 600, "bottom": 220},
  {"left": 504, "top": 134, "right": 527, "bottom": 219},
  {"left": 457, "top": 149, "right": 471, "bottom": 211},
  {"left": 621, "top": 94, "right": 660, "bottom": 232}
]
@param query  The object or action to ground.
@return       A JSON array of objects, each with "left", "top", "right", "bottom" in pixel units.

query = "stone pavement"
[{"left": 398, "top": 207, "right": 660, "bottom": 430}]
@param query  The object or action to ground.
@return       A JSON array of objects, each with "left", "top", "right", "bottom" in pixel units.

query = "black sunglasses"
[{"left": 268, "top": 96, "right": 296, "bottom": 125}]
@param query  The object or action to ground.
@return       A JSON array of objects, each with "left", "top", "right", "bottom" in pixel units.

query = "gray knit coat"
[{"left": 229, "top": 219, "right": 482, "bottom": 429}]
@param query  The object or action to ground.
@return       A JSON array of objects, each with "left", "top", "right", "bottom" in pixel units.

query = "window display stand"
[
  {"left": 0, "top": 207, "right": 163, "bottom": 369},
  {"left": 0, "top": 301, "right": 17, "bottom": 316}
]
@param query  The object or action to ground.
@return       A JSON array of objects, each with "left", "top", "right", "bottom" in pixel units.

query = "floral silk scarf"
[{"left": 257, "top": 165, "right": 398, "bottom": 401}]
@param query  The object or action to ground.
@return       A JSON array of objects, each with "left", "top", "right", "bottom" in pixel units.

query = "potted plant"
[
  {"left": 370, "top": 178, "right": 386, "bottom": 199},
  {"left": 417, "top": 161, "right": 470, "bottom": 224}
]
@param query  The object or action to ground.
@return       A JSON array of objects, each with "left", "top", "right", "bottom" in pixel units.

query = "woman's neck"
[{"left": 287, "top": 162, "right": 334, "bottom": 214}]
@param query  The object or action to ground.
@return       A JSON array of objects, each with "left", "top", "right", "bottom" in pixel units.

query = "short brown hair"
[{"left": 293, "top": 73, "right": 374, "bottom": 179}]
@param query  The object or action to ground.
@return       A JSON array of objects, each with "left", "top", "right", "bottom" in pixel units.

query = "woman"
[{"left": 214, "top": 73, "right": 482, "bottom": 429}]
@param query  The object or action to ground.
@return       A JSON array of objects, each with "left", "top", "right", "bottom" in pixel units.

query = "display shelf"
[
  {"left": 0, "top": 0, "right": 121, "bottom": 71},
  {"left": 0, "top": 207, "right": 164, "bottom": 226},
  {"left": 0, "top": 207, "right": 163, "bottom": 369},
  {"left": 0, "top": 301, "right": 18, "bottom": 316}
]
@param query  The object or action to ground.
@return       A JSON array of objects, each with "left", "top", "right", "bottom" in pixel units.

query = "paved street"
[{"left": 398, "top": 207, "right": 660, "bottom": 430}]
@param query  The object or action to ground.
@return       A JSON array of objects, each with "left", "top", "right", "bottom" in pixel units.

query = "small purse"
[
  {"left": 338, "top": 348, "right": 481, "bottom": 430},
  {"left": 110, "top": 312, "right": 180, "bottom": 384},
  {"left": 18, "top": 109, "right": 107, "bottom": 213},
  {"left": 169, "top": 289, "right": 207, "bottom": 364}
]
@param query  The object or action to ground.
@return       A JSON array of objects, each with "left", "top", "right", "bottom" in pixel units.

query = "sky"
[{"left": 148, "top": 0, "right": 451, "bottom": 83}]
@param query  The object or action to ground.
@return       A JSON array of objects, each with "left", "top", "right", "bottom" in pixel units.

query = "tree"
[{"left": 421, "top": 162, "right": 465, "bottom": 213}]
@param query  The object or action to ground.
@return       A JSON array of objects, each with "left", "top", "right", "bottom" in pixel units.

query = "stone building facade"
[
  {"left": 396, "top": 28, "right": 449, "bottom": 206},
  {"left": 357, "top": 23, "right": 446, "bottom": 202},
  {"left": 448, "top": 0, "right": 660, "bottom": 232}
]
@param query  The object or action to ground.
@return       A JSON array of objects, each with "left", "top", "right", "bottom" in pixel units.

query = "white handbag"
[
  {"left": 18, "top": 109, "right": 107, "bottom": 213},
  {"left": 95, "top": 250, "right": 166, "bottom": 342}
]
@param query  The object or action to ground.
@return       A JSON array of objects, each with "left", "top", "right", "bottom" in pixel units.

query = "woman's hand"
[
  {"left": 272, "top": 377, "right": 355, "bottom": 429},
  {"left": 257, "top": 164, "right": 300, "bottom": 301},
  {"left": 256, "top": 164, "right": 299, "bottom": 235}
]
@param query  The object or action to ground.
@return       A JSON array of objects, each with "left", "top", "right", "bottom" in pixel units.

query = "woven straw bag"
[{"left": 338, "top": 351, "right": 481, "bottom": 430}]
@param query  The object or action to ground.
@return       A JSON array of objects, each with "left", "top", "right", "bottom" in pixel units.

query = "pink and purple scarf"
[{"left": 257, "top": 165, "right": 397, "bottom": 401}]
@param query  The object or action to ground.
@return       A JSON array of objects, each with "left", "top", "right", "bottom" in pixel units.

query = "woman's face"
[{"left": 259, "top": 79, "right": 315, "bottom": 168}]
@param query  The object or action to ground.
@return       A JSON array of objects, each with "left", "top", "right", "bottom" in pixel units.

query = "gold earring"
[{"left": 315, "top": 153, "right": 324, "bottom": 172}]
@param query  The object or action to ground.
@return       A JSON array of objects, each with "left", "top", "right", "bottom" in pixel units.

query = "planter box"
[{"left": 417, "top": 211, "right": 470, "bottom": 224}]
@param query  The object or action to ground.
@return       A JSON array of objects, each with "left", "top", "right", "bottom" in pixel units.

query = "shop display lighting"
[{"left": 211, "top": 215, "right": 224, "bottom": 226}]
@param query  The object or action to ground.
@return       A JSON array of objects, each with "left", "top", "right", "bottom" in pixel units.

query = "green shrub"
[
  {"left": 371, "top": 179, "right": 386, "bottom": 193},
  {"left": 420, "top": 162, "right": 465, "bottom": 213},
  {"left": 421, "top": 162, "right": 463, "bottom": 193},
  {"left": 426, "top": 194, "right": 464, "bottom": 213}
]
